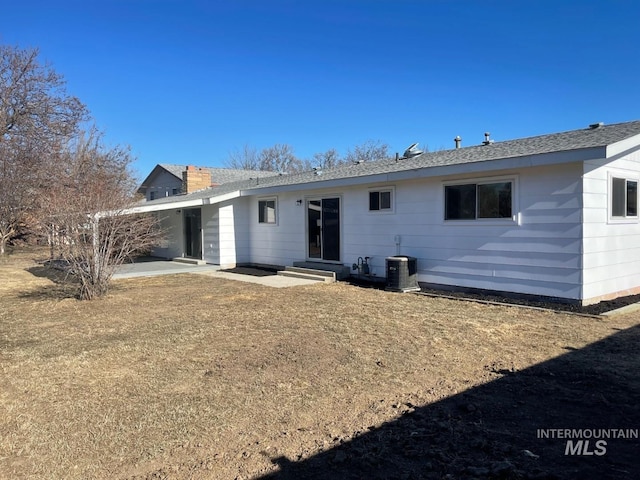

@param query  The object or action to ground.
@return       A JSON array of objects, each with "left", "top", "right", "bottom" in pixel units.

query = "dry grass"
[{"left": 0, "top": 249, "right": 638, "bottom": 479}]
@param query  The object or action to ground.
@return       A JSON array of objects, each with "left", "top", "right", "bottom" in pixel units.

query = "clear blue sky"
[{"left": 2, "top": 0, "right": 639, "bottom": 179}]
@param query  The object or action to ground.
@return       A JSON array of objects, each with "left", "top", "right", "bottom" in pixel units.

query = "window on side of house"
[
  {"left": 612, "top": 177, "right": 638, "bottom": 218},
  {"left": 258, "top": 199, "right": 277, "bottom": 224},
  {"left": 149, "top": 191, "right": 156, "bottom": 201},
  {"left": 444, "top": 180, "right": 513, "bottom": 220},
  {"left": 172, "top": 188, "right": 179, "bottom": 195},
  {"left": 369, "top": 189, "right": 393, "bottom": 211}
]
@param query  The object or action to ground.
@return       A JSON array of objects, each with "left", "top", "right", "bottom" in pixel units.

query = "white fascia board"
[
  {"left": 202, "top": 190, "right": 241, "bottom": 205},
  {"left": 606, "top": 133, "right": 640, "bottom": 159},
  {"left": 125, "top": 197, "right": 205, "bottom": 214},
  {"left": 238, "top": 148, "right": 605, "bottom": 196},
  {"left": 388, "top": 147, "right": 605, "bottom": 182},
  {"left": 124, "top": 190, "right": 241, "bottom": 214}
]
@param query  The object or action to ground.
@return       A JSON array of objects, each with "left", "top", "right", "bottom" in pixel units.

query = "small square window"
[
  {"left": 149, "top": 191, "right": 156, "bottom": 201},
  {"left": 172, "top": 188, "right": 179, "bottom": 195},
  {"left": 258, "top": 199, "right": 276, "bottom": 224},
  {"left": 369, "top": 190, "right": 393, "bottom": 211},
  {"left": 612, "top": 177, "right": 638, "bottom": 218}
]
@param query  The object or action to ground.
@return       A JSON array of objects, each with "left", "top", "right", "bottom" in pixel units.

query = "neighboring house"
[
  {"left": 137, "top": 163, "right": 278, "bottom": 200},
  {"left": 132, "top": 121, "right": 640, "bottom": 305}
]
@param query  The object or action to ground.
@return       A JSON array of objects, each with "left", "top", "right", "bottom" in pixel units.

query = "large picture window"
[
  {"left": 612, "top": 177, "right": 638, "bottom": 218},
  {"left": 258, "top": 199, "right": 277, "bottom": 224},
  {"left": 445, "top": 181, "right": 513, "bottom": 220}
]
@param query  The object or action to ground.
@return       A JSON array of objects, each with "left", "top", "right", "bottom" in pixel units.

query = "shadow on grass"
[
  {"left": 21, "top": 265, "right": 78, "bottom": 300},
  {"left": 260, "top": 325, "right": 640, "bottom": 480}
]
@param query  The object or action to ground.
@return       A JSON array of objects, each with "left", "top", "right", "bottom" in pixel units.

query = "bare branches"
[
  {"left": 344, "top": 140, "right": 390, "bottom": 164},
  {"left": 225, "top": 140, "right": 390, "bottom": 174},
  {"left": 44, "top": 130, "right": 163, "bottom": 300},
  {"left": 0, "top": 45, "right": 88, "bottom": 254}
]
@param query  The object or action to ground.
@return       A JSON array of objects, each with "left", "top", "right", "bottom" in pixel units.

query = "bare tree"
[
  {"left": 258, "top": 143, "right": 303, "bottom": 172},
  {"left": 344, "top": 140, "right": 390, "bottom": 163},
  {"left": 0, "top": 45, "right": 88, "bottom": 254},
  {"left": 225, "top": 144, "right": 261, "bottom": 170},
  {"left": 43, "top": 130, "right": 162, "bottom": 300},
  {"left": 312, "top": 148, "right": 341, "bottom": 169}
]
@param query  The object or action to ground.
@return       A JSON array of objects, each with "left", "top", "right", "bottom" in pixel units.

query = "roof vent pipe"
[
  {"left": 454, "top": 136, "right": 462, "bottom": 149},
  {"left": 395, "top": 152, "right": 399, "bottom": 162},
  {"left": 482, "top": 132, "right": 494, "bottom": 145},
  {"left": 589, "top": 122, "right": 604, "bottom": 129}
]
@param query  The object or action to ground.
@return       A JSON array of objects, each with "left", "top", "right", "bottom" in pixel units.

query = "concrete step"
[
  {"left": 277, "top": 268, "right": 335, "bottom": 283},
  {"left": 172, "top": 257, "right": 207, "bottom": 266},
  {"left": 284, "top": 266, "right": 336, "bottom": 280},
  {"left": 292, "top": 262, "right": 350, "bottom": 280}
]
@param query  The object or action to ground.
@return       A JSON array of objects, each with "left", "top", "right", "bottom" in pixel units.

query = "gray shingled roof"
[
  {"left": 158, "top": 164, "right": 278, "bottom": 184},
  {"left": 141, "top": 120, "right": 640, "bottom": 207}
]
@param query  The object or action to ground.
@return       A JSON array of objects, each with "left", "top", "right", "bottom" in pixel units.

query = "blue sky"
[{"left": 2, "top": 0, "right": 640, "bottom": 179}]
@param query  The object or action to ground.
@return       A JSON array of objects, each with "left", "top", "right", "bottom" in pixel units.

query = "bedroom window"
[
  {"left": 369, "top": 189, "right": 393, "bottom": 211},
  {"left": 612, "top": 177, "right": 638, "bottom": 218},
  {"left": 258, "top": 199, "right": 277, "bottom": 224},
  {"left": 445, "top": 180, "right": 513, "bottom": 220}
]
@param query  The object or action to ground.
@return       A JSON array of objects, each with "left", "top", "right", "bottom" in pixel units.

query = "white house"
[{"left": 132, "top": 120, "right": 640, "bottom": 305}]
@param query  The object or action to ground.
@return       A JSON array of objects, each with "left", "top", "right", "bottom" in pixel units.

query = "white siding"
[
  {"left": 202, "top": 204, "right": 220, "bottom": 264},
  {"left": 239, "top": 163, "right": 584, "bottom": 300},
  {"left": 340, "top": 164, "right": 583, "bottom": 300},
  {"left": 246, "top": 192, "right": 307, "bottom": 266},
  {"left": 199, "top": 198, "right": 251, "bottom": 267},
  {"left": 582, "top": 149, "right": 640, "bottom": 302},
  {"left": 152, "top": 210, "right": 183, "bottom": 259}
]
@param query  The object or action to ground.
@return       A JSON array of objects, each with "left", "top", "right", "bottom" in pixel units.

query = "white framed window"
[
  {"left": 369, "top": 187, "right": 394, "bottom": 212},
  {"left": 611, "top": 176, "right": 638, "bottom": 219},
  {"left": 444, "top": 177, "right": 515, "bottom": 222},
  {"left": 258, "top": 198, "right": 277, "bottom": 224}
]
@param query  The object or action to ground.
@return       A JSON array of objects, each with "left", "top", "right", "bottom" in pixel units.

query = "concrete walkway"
[{"left": 113, "top": 259, "right": 320, "bottom": 288}]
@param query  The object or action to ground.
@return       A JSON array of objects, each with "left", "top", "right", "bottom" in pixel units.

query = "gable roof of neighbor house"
[
  {"left": 137, "top": 163, "right": 279, "bottom": 191},
  {"left": 135, "top": 120, "right": 640, "bottom": 211}
]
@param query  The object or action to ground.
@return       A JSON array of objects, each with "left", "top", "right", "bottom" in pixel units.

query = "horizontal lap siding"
[
  {"left": 202, "top": 205, "right": 220, "bottom": 265},
  {"left": 247, "top": 192, "right": 306, "bottom": 266},
  {"left": 343, "top": 164, "right": 584, "bottom": 299},
  {"left": 219, "top": 199, "right": 250, "bottom": 267},
  {"left": 240, "top": 163, "right": 584, "bottom": 300},
  {"left": 152, "top": 210, "right": 183, "bottom": 259},
  {"left": 582, "top": 149, "right": 640, "bottom": 301}
]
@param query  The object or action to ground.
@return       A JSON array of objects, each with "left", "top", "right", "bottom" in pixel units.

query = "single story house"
[{"left": 132, "top": 120, "right": 640, "bottom": 305}]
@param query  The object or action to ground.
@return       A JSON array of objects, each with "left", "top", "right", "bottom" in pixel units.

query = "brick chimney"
[{"left": 182, "top": 166, "right": 212, "bottom": 193}]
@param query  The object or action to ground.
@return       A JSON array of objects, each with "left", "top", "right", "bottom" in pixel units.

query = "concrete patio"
[{"left": 113, "top": 258, "right": 321, "bottom": 288}]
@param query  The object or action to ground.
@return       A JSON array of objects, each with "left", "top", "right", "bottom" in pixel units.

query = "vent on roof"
[
  {"left": 589, "top": 122, "right": 604, "bottom": 129},
  {"left": 403, "top": 143, "right": 424, "bottom": 158},
  {"left": 482, "top": 132, "right": 494, "bottom": 145},
  {"left": 454, "top": 136, "right": 462, "bottom": 149}
]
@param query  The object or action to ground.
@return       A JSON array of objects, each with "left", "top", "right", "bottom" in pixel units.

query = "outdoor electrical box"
[{"left": 385, "top": 256, "right": 420, "bottom": 293}]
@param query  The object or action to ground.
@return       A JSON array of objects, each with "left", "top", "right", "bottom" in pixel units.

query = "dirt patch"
[
  {"left": 222, "top": 266, "right": 281, "bottom": 277},
  {"left": 0, "top": 250, "right": 638, "bottom": 479}
]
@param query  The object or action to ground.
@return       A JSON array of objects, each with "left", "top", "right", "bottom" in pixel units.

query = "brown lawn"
[{"left": 1, "top": 250, "right": 638, "bottom": 479}]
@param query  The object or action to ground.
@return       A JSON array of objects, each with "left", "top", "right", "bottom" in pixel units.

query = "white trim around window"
[
  {"left": 608, "top": 172, "right": 638, "bottom": 223},
  {"left": 442, "top": 175, "right": 519, "bottom": 225},
  {"left": 258, "top": 197, "right": 278, "bottom": 225},
  {"left": 368, "top": 186, "right": 395, "bottom": 213}
]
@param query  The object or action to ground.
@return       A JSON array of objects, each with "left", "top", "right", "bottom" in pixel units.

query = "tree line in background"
[
  {"left": 0, "top": 45, "right": 161, "bottom": 299},
  {"left": 225, "top": 139, "right": 391, "bottom": 173}
]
